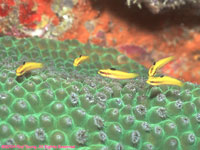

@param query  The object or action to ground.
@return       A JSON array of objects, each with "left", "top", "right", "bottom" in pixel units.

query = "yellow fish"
[
  {"left": 98, "top": 68, "right": 139, "bottom": 79},
  {"left": 16, "top": 62, "right": 43, "bottom": 76},
  {"left": 146, "top": 75, "right": 183, "bottom": 87},
  {"left": 148, "top": 56, "right": 175, "bottom": 77},
  {"left": 73, "top": 55, "right": 89, "bottom": 67}
]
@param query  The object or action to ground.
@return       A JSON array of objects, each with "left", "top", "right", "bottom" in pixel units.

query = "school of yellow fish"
[
  {"left": 146, "top": 56, "right": 183, "bottom": 87},
  {"left": 16, "top": 55, "right": 183, "bottom": 87}
]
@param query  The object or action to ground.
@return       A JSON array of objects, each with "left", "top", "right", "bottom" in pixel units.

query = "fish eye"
[
  {"left": 79, "top": 55, "right": 82, "bottom": 57},
  {"left": 153, "top": 62, "right": 156, "bottom": 65},
  {"left": 23, "top": 61, "right": 26, "bottom": 65}
]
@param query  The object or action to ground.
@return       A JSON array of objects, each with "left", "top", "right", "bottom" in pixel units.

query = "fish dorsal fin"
[
  {"left": 153, "top": 62, "right": 156, "bottom": 65},
  {"left": 110, "top": 68, "right": 116, "bottom": 70},
  {"left": 23, "top": 61, "right": 26, "bottom": 65},
  {"left": 79, "top": 55, "right": 82, "bottom": 57}
]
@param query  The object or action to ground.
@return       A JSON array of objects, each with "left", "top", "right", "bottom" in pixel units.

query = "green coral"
[{"left": 0, "top": 36, "right": 200, "bottom": 150}]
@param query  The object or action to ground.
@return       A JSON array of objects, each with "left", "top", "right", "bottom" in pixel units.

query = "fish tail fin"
[
  {"left": 39, "top": 63, "right": 44, "bottom": 68},
  {"left": 131, "top": 73, "right": 139, "bottom": 78},
  {"left": 179, "top": 81, "right": 183, "bottom": 87},
  {"left": 170, "top": 56, "right": 175, "bottom": 62}
]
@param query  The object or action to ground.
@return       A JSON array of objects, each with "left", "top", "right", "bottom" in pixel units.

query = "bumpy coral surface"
[
  {"left": 0, "top": 36, "right": 200, "bottom": 150},
  {"left": 1, "top": 0, "right": 200, "bottom": 83}
]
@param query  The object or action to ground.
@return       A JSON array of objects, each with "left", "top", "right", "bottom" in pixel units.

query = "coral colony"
[{"left": 0, "top": 36, "right": 199, "bottom": 149}]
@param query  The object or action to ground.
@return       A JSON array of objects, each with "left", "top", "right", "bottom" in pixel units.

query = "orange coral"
[
  {"left": 19, "top": 0, "right": 41, "bottom": 28},
  {"left": 0, "top": 0, "right": 15, "bottom": 17},
  {"left": 19, "top": 0, "right": 58, "bottom": 29}
]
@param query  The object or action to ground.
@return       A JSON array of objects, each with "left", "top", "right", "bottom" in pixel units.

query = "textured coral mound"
[
  {"left": 1, "top": 0, "right": 200, "bottom": 83},
  {"left": 0, "top": 36, "right": 200, "bottom": 150}
]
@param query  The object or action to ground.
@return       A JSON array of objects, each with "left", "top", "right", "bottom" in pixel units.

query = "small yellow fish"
[
  {"left": 16, "top": 62, "right": 43, "bottom": 76},
  {"left": 98, "top": 68, "right": 139, "bottom": 79},
  {"left": 146, "top": 75, "right": 183, "bottom": 87},
  {"left": 148, "top": 56, "right": 175, "bottom": 77},
  {"left": 73, "top": 55, "right": 89, "bottom": 67}
]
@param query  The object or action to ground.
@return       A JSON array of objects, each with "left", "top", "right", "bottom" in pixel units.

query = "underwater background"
[{"left": 0, "top": 0, "right": 200, "bottom": 150}]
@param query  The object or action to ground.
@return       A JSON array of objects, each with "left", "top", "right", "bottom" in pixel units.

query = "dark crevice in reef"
[{"left": 90, "top": 0, "right": 200, "bottom": 31}]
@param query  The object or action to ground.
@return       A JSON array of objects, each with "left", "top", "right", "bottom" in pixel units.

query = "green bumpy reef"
[{"left": 0, "top": 36, "right": 200, "bottom": 150}]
